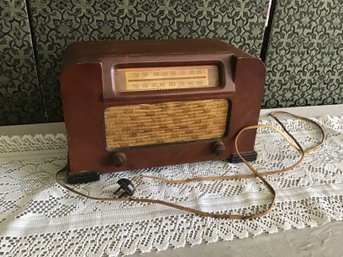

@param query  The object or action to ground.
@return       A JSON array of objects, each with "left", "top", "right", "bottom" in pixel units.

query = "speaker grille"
[{"left": 104, "top": 99, "right": 228, "bottom": 150}]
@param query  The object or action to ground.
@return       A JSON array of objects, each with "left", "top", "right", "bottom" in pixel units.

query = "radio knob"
[
  {"left": 212, "top": 141, "right": 226, "bottom": 155},
  {"left": 112, "top": 152, "right": 126, "bottom": 167}
]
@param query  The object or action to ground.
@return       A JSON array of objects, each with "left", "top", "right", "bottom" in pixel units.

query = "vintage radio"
[{"left": 60, "top": 39, "right": 265, "bottom": 183}]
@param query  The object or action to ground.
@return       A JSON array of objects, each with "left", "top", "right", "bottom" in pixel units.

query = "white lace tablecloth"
[{"left": 0, "top": 115, "right": 342, "bottom": 256}]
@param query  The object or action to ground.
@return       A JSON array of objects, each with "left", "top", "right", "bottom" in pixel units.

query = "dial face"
[{"left": 115, "top": 65, "right": 219, "bottom": 92}]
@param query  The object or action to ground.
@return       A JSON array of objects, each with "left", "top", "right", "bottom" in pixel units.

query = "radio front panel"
[{"left": 61, "top": 39, "right": 265, "bottom": 180}]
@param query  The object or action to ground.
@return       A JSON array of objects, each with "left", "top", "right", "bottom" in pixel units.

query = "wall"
[
  {"left": 0, "top": 0, "right": 45, "bottom": 125},
  {"left": 264, "top": 0, "right": 343, "bottom": 107},
  {"left": 0, "top": 0, "right": 342, "bottom": 125}
]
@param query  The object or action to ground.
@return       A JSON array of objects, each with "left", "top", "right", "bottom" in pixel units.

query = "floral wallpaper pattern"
[
  {"left": 28, "top": 0, "right": 268, "bottom": 122},
  {"left": 264, "top": 0, "right": 343, "bottom": 107},
  {"left": 0, "top": 0, "right": 45, "bottom": 125},
  {"left": 1, "top": 0, "right": 342, "bottom": 125}
]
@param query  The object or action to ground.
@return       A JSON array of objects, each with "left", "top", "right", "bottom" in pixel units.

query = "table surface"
[
  {"left": 134, "top": 104, "right": 343, "bottom": 257},
  {"left": 1, "top": 104, "right": 342, "bottom": 257}
]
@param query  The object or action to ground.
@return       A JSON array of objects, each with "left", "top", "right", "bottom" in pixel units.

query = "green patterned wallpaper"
[
  {"left": 264, "top": 0, "right": 343, "bottom": 108},
  {"left": 0, "top": 0, "right": 45, "bottom": 125},
  {"left": 2, "top": 0, "right": 341, "bottom": 125},
  {"left": 27, "top": 0, "right": 268, "bottom": 122}
]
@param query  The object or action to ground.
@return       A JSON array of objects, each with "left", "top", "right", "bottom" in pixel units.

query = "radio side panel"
[
  {"left": 227, "top": 57, "right": 266, "bottom": 157},
  {"left": 60, "top": 62, "right": 107, "bottom": 173}
]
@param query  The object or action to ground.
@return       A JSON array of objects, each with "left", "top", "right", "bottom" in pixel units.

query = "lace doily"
[{"left": 0, "top": 115, "right": 342, "bottom": 256}]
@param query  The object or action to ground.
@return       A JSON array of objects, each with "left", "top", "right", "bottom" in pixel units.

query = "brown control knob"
[
  {"left": 212, "top": 141, "right": 225, "bottom": 155},
  {"left": 112, "top": 152, "right": 126, "bottom": 167}
]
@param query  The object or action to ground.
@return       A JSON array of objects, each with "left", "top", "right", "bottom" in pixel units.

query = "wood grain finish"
[{"left": 60, "top": 39, "right": 265, "bottom": 175}]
